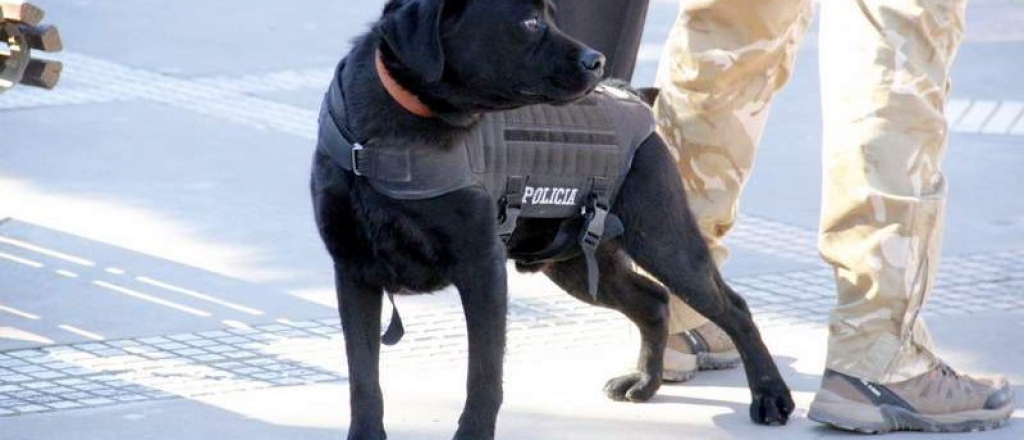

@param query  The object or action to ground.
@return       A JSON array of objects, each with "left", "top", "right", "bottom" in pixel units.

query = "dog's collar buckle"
[{"left": 350, "top": 143, "right": 366, "bottom": 176}]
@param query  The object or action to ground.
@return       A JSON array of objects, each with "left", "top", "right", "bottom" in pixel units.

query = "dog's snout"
[{"left": 579, "top": 49, "right": 606, "bottom": 73}]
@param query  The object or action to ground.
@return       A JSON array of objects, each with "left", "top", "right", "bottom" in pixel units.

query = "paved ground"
[{"left": 1, "top": 0, "right": 1023, "bottom": 438}]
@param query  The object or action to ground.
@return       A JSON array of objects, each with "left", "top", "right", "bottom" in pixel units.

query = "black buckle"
[
  {"left": 498, "top": 177, "right": 527, "bottom": 242},
  {"left": 581, "top": 200, "right": 608, "bottom": 250},
  {"left": 350, "top": 143, "right": 365, "bottom": 176},
  {"left": 498, "top": 200, "right": 522, "bottom": 237}
]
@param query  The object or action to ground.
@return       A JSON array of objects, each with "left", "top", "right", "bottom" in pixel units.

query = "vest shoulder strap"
[{"left": 317, "top": 64, "right": 476, "bottom": 200}]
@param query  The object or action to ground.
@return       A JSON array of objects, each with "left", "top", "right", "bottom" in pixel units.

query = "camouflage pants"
[{"left": 655, "top": 0, "right": 966, "bottom": 383}]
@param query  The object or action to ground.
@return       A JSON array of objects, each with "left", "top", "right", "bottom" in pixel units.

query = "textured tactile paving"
[
  {"left": 0, "top": 53, "right": 318, "bottom": 139},
  {"left": 728, "top": 215, "right": 823, "bottom": 266},
  {"left": 0, "top": 307, "right": 627, "bottom": 416},
  {"left": 191, "top": 68, "right": 334, "bottom": 95},
  {"left": 3, "top": 246, "right": 1023, "bottom": 416}
]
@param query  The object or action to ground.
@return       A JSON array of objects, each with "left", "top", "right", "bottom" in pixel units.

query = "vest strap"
[
  {"left": 580, "top": 177, "right": 613, "bottom": 299},
  {"left": 498, "top": 176, "right": 527, "bottom": 243},
  {"left": 381, "top": 291, "right": 405, "bottom": 346},
  {"left": 319, "top": 103, "right": 413, "bottom": 183},
  {"left": 318, "top": 69, "right": 414, "bottom": 183}
]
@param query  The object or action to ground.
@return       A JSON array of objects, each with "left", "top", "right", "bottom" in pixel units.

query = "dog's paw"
[
  {"left": 452, "top": 430, "right": 494, "bottom": 440},
  {"left": 347, "top": 428, "right": 387, "bottom": 440},
  {"left": 749, "top": 381, "right": 794, "bottom": 426},
  {"left": 603, "top": 372, "right": 661, "bottom": 402}
]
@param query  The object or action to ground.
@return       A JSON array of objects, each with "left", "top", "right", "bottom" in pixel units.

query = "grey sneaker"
[
  {"left": 809, "top": 365, "right": 1015, "bottom": 433},
  {"left": 662, "top": 321, "right": 741, "bottom": 382}
]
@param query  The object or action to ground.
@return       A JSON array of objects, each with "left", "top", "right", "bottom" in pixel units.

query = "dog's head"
[{"left": 377, "top": 0, "right": 605, "bottom": 111}]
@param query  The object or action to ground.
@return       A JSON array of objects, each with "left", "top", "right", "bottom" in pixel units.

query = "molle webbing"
[{"left": 463, "top": 90, "right": 647, "bottom": 220}]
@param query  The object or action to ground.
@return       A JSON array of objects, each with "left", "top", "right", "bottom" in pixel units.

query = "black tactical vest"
[{"left": 318, "top": 62, "right": 655, "bottom": 297}]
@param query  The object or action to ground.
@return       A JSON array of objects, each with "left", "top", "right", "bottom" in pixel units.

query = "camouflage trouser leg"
[
  {"left": 653, "top": 0, "right": 813, "bottom": 333},
  {"left": 819, "top": 0, "right": 966, "bottom": 383},
  {"left": 655, "top": 0, "right": 966, "bottom": 383}
]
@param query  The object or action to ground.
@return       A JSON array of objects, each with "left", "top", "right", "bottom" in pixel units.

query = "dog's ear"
[{"left": 379, "top": 0, "right": 448, "bottom": 84}]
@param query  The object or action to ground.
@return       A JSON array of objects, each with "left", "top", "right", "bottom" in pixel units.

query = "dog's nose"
[{"left": 579, "top": 49, "right": 606, "bottom": 73}]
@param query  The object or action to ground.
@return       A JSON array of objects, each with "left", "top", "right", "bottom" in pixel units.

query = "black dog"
[{"left": 311, "top": 1, "right": 794, "bottom": 439}]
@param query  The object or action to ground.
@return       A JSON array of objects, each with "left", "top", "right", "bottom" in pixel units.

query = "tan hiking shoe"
[
  {"left": 809, "top": 364, "right": 1015, "bottom": 433},
  {"left": 662, "top": 321, "right": 741, "bottom": 382}
]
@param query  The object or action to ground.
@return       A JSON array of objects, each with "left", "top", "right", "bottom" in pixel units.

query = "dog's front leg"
[
  {"left": 452, "top": 248, "right": 508, "bottom": 440},
  {"left": 336, "top": 268, "right": 387, "bottom": 440}
]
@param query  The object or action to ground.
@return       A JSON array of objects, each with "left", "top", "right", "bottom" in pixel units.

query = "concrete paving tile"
[
  {"left": 0, "top": 103, "right": 335, "bottom": 347},
  {"left": 39, "top": 0, "right": 389, "bottom": 77}
]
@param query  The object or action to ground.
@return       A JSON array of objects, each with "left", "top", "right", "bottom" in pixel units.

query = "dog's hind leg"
[
  {"left": 543, "top": 245, "right": 669, "bottom": 402},
  {"left": 335, "top": 268, "right": 387, "bottom": 440},
  {"left": 614, "top": 135, "right": 794, "bottom": 425}
]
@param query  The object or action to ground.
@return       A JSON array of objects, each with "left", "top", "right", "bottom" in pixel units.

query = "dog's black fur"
[{"left": 311, "top": 1, "right": 793, "bottom": 439}]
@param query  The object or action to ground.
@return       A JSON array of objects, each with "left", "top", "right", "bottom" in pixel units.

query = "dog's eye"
[{"left": 522, "top": 17, "right": 544, "bottom": 33}]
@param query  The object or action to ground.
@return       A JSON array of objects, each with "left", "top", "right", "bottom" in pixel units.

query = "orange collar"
[{"left": 375, "top": 50, "right": 434, "bottom": 119}]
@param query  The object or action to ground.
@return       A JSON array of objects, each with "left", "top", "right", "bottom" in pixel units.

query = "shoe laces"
[
  {"left": 933, "top": 363, "right": 980, "bottom": 400},
  {"left": 937, "top": 363, "right": 961, "bottom": 379}
]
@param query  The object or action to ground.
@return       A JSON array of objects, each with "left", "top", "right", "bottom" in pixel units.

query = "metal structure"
[{"left": 0, "top": 1, "right": 61, "bottom": 92}]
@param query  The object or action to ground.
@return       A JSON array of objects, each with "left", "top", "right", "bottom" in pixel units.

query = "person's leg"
[
  {"left": 810, "top": 0, "right": 1013, "bottom": 433},
  {"left": 553, "top": 0, "right": 650, "bottom": 82},
  {"left": 654, "top": 0, "right": 813, "bottom": 380}
]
